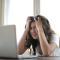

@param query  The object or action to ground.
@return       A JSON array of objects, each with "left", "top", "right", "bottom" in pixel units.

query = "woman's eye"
[
  {"left": 30, "top": 27, "right": 32, "bottom": 30},
  {"left": 30, "top": 26, "right": 36, "bottom": 30}
]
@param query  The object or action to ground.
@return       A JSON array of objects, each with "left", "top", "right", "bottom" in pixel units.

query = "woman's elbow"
[
  {"left": 43, "top": 53, "right": 49, "bottom": 57},
  {"left": 18, "top": 51, "right": 24, "bottom": 55},
  {"left": 17, "top": 48, "right": 24, "bottom": 55},
  {"left": 43, "top": 50, "right": 51, "bottom": 56}
]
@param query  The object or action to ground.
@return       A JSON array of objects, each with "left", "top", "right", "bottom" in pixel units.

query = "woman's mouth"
[{"left": 32, "top": 32, "right": 37, "bottom": 36}]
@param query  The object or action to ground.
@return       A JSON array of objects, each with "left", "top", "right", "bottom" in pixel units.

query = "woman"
[{"left": 17, "top": 15, "right": 59, "bottom": 56}]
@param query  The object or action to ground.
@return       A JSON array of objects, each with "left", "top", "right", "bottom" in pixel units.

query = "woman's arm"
[
  {"left": 17, "top": 19, "right": 31, "bottom": 55},
  {"left": 17, "top": 28, "right": 29, "bottom": 55},
  {"left": 35, "top": 19, "right": 58, "bottom": 56}
]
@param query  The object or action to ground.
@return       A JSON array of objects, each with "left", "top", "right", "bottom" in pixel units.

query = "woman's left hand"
[{"left": 35, "top": 17, "right": 43, "bottom": 32}]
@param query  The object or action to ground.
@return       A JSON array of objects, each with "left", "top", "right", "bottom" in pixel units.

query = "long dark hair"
[
  {"left": 25, "top": 15, "right": 54, "bottom": 55},
  {"left": 35, "top": 15, "right": 54, "bottom": 43}
]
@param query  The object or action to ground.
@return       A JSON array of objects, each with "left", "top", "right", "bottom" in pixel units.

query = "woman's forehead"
[{"left": 31, "top": 22, "right": 36, "bottom": 27}]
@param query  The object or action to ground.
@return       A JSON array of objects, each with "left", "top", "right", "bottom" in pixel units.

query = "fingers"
[
  {"left": 35, "top": 16, "right": 43, "bottom": 30},
  {"left": 35, "top": 17, "right": 42, "bottom": 25},
  {"left": 25, "top": 16, "right": 33, "bottom": 30}
]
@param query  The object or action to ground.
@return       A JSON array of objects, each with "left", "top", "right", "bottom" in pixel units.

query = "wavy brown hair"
[{"left": 35, "top": 15, "right": 54, "bottom": 43}]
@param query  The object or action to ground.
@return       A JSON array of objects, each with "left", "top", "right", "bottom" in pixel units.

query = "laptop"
[{"left": 0, "top": 25, "right": 18, "bottom": 58}]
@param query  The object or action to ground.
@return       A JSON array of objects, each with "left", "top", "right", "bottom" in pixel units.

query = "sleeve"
[{"left": 50, "top": 34, "right": 59, "bottom": 47}]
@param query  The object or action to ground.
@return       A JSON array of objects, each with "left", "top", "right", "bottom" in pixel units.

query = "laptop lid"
[{"left": 0, "top": 25, "right": 17, "bottom": 58}]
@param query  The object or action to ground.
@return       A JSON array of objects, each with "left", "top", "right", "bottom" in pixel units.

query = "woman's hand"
[
  {"left": 26, "top": 20, "right": 31, "bottom": 29},
  {"left": 35, "top": 17, "right": 43, "bottom": 32}
]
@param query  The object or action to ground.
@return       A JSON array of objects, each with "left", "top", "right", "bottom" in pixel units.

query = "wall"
[
  {"left": 0, "top": 0, "right": 4, "bottom": 25},
  {"left": 33, "top": 0, "right": 40, "bottom": 16}
]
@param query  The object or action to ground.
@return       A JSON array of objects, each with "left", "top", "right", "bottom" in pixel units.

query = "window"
[
  {"left": 40, "top": 0, "right": 60, "bottom": 36},
  {"left": 4, "top": 0, "right": 33, "bottom": 44}
]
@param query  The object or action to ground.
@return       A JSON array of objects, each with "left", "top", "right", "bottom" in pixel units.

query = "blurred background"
[{"left": 0, "top": 0, "right": 60, "bottom": 45}]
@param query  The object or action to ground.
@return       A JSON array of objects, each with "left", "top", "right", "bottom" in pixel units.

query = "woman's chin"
[{"left": 33, "top": 36, "right": 38, "bottom": 39}]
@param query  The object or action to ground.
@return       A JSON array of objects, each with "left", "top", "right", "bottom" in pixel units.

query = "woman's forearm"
[
  {"left": 17, "top": 28, "right": 29, "bottom": 54},
  {"left": 38, "top": 28, "right": 51, "bottom": 56}
]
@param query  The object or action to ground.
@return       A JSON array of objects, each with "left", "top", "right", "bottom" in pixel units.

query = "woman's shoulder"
[
  {"left": 51, "top": 33, "right": 60, "bottom": 47},
  {"left": 51, "top": 33, "right": 59, "bottom": 39}
]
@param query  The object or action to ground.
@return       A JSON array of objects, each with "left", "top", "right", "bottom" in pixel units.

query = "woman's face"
[{"left": 30, "top": 22, "right": 38, "bottom": 39}]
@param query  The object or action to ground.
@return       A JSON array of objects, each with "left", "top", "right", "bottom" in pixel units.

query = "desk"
[{"left": 0, "top": 57, "right": 60, "bottom": 60}]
